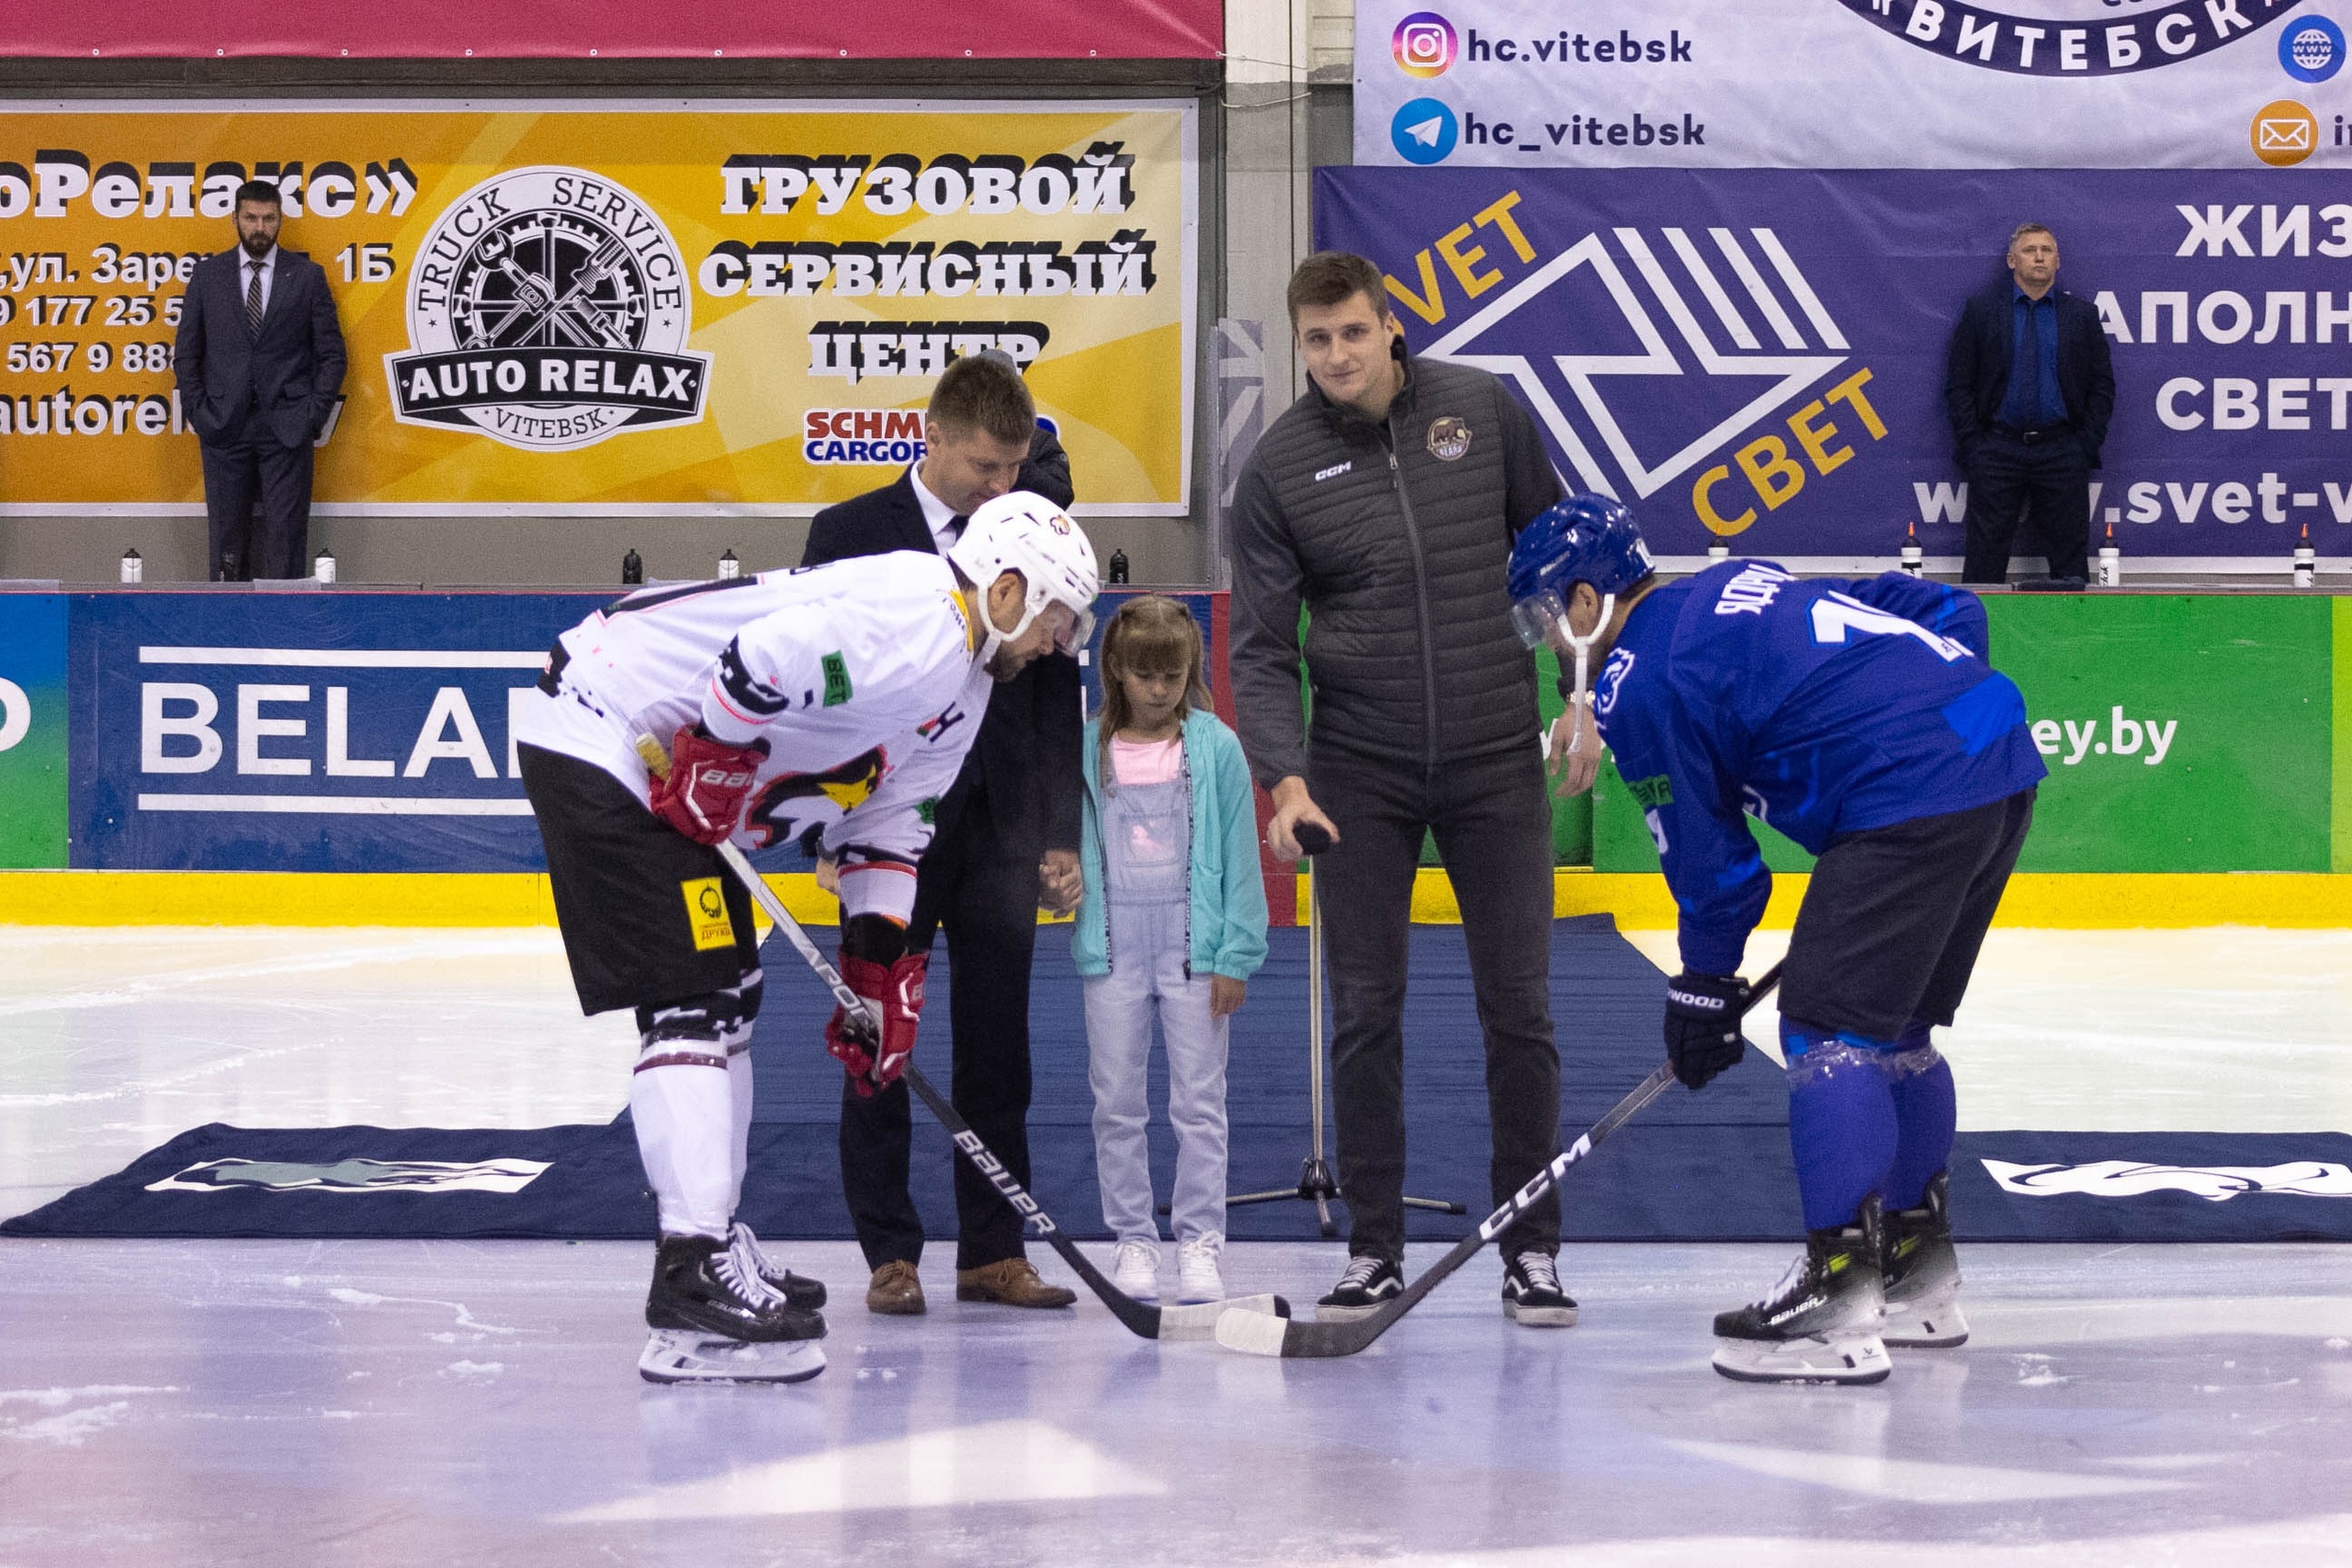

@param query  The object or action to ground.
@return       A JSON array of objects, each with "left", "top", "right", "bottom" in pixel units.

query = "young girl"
[{"left": 1076, "top": 596, "right": 1270, "bottom": 1304}]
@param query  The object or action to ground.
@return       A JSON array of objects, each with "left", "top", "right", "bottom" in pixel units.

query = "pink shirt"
[{"left": 1110, "top": 734, "right": 1182, "bottom": 785}]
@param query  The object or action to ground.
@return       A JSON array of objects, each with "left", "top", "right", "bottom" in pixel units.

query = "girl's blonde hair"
[{"left": 1096, "top": 595, "right": 1213, "bottom": 762}]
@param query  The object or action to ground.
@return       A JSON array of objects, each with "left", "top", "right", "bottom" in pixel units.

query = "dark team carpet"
[{"left": 9, "top": 919, "right": 2352, "bottom": 1243}]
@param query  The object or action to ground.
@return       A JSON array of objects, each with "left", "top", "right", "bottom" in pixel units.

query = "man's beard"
[{"left": 241, "top": 232, "right": 273, "bottom": 258}]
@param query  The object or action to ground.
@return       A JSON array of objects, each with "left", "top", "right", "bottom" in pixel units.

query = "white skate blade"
[
  {"left": 1712, "top": 1331, "right": 1892, "bottom": 1386},
  {"left": 1883, "top": 1293, "right": 1970, "bottom": 1349},
  {"left": 1158, "top": 1293, "right": 1284, "bottom": 1339},
  {"left": 639, "top": 1329, "right": 827, "bottom": 1385}
]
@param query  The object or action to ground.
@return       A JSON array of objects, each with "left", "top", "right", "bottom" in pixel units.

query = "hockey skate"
[
  {"left": 1711, "top": 1201, "right": 1892, "bottom": 1385},
  {"left": 639, "top": 1234, "right": 827, "bottom": 1385},
  {"left": 729, "top": 1221, "right": 829, "bottom": 1311},
  {"left": 1882, "top": 1172, "right": 1967, "bottom": 1348}
]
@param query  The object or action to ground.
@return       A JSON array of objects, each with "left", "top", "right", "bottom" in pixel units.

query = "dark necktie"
[
  {"left": 945, "top": 513, "right": 967, "bottom": 547},
  {"left": 245, "top": 261, "right": 264, "bottom": 334},
  {"left": 2022, "top": 300, "right": 2043, "bottom": 425}
]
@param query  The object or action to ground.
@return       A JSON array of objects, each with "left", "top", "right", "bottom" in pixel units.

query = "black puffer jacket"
[{"left": 1228, "top": 352, "right": 1563, "bottom": 785}]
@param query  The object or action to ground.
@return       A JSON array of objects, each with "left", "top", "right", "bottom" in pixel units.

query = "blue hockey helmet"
[{"left": 1506, "top": 494, "right": 1656, "bottom": 650}]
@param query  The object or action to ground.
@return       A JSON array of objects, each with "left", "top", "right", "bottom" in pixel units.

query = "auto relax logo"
[
  {"left": 1427, "top": 225, "right": 1864, "bottom": 514},
  {"left": 384, "top": 165, "right": 711, "bottom": 453},
  {"left": 1837, "top": 0, "right": 2313, "bottom": 77}
]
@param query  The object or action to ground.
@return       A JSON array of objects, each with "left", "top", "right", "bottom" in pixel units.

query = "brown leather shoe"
[
  {"left": 865, "top": 1259, "right": 926, "bottom": 1315},
  {"left": 955, "top": 1257, "right": 1078, "bottom": 1309}
]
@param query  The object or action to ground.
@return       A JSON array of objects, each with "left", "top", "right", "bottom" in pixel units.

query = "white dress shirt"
[
  {"left": 241, "top": 244, "right": 278, "bottom": 320},
  {"left": 909, "top": 462, "right": 964, "bottom": 555}
]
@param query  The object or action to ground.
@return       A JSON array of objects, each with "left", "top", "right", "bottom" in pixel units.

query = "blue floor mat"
[{"left": 10, "top": 919, "right": 2351, "bottom": 1243}]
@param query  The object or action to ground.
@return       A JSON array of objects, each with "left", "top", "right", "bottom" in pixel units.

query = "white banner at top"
[{"left": 1354, "top": 0, "right": 2351, "bottom": 169}]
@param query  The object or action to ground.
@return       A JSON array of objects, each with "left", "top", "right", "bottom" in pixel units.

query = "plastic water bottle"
[
  {"left": 1899, "top": 523, "right": 1925, "bottom": 577},
  {"left": 621, "top": 548, "right": 643, "bottom": 585},
  {"left": 119, "top": 547, "right": 142, "bottom": 584},
  {"left": 1107, "top": 547, "right": 1130, "bottom": 585},
  {"left": 313, "top": 547, "right": 336, "bottom": 583},
  {"left": 718, "top": 547, "right": 741, "bottom": 580},
  {"left": 1706, "top": 538, "right": 1730, "bottom": 562},
  {"left": 2294, "top": 524, "right": 2316, "bottom": 588},
  {"left": 2097, "top": 524, "right": 2120, "bottom": 587}
]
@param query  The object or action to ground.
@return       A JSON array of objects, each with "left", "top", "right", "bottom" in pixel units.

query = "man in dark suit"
[
  {"left": 1944, "top": 222, "right": 2115, "bottom": 585},
  {"left": 801, "top": 351, "right": 1086, "bottom": 1315},
  {"left": 174, "top": 179, "right": 347, "bottom": 581}
]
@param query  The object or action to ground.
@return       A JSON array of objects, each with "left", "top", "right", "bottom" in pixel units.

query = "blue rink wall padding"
[{"left": 9, "top": 919, "right": 2351, "bottom": 1243}]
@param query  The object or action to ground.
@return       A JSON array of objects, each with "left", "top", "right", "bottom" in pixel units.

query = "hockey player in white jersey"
[{"left": 514, "top": 492, "right": 1099, "bottom": 1383}]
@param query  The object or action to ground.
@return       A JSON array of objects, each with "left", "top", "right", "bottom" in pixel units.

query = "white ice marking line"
[
  {"left": 0, "top": 934, "right": 559, "bottom": 1020},
  {"left": 1665, "top": 1439, "right": 2182, "bottom": 1504},
  {"left": 551, "top": 1417, "right": 1168, "bottom": 1522},
  {"left": 139, "top": 647, "right": 545, "bottom": 668},
  {"left": 137, "top": 795, "right": 536, "bottom": 816},
  {"left": 0, "top": 1385, "right": 180, "bottom": 1408}
]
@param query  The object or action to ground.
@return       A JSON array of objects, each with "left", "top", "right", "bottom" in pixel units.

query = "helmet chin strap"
[
  {"left": 1553, "top": 592, "right": 1616, "bottom": 755},
  {"left": 975, "top": 586, "right": 1039, "bottom": 671}
]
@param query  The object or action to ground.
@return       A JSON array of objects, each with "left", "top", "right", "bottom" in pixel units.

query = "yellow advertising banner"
[{"left": 0, "top": 99, "right": 1196, "bottom": 514}]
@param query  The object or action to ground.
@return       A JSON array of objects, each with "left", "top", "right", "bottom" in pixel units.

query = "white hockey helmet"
[{"left": 947, "top": 490, "right": 1101, "bottom": 665}]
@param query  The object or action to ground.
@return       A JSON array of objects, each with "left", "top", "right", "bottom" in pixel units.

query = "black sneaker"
[
  {"left": 1502, "top": 1250, "right": 1578, "bottom": 1327},
  {"left": 1316, "top": 1254, "right": 1404, "bottom": 1322},
  {"left": 1711, "top": 1200, "right": 1890, "bottom": 1385},
  {"left": 729, "top": 1222, "right": 828, "bottom": 1311},
  {"left": 1882, "top": 1172, "right": 1967, "bottom": 1348},
  {"left": 646, "top": 1235, "right": 826, "bottom": 1343}
]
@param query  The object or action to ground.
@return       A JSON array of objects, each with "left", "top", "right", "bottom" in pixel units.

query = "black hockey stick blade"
[
  {"left": 1217, "top": 962, "right": 1782, "bottom": 1359},
  {"left": 903, "top": 1062, "right": 1289, "bottom": 1340}
]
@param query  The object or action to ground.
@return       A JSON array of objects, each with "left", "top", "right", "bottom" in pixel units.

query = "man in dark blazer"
[
  {"left": 1944, "top": 222, "right": 2115, "bottom": 585},
  {"left": 800, "top": 351, "right": 1086, "bottom": 1315},
  {"left": 175, "top": 179, "right": 347, "bottom": 581}
]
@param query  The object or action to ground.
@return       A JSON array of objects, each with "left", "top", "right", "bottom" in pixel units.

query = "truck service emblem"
[{"left": 384, "top": 165, "right": 711, "bottom": 453}]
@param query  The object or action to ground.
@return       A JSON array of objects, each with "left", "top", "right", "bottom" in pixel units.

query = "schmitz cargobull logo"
[{"left": 385, "top": 166, "right": 710, "bottom": 453}]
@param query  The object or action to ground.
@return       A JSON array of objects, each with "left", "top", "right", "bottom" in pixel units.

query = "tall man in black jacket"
[
  {"left": 1229, "top": 252, "right": 1579, "bottom": 1329},
  {"left": 1944, "top": 222, "right": 2116, "bottom": 584},
  {"left": 174, "top": 180, "right": 347, "bottom": 581},
  {"left": 800, "top": 351, "right": 1085, "bottom": 1315}
]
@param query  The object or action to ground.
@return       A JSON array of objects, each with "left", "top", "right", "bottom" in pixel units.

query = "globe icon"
[{"left": 2292, "top": 30, "right": 2334, "bottom": 73}]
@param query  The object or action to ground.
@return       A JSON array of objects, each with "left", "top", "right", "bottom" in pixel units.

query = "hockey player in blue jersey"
[{"left": 1508, "top": 495, "right": 2047, "bottom": 1384}]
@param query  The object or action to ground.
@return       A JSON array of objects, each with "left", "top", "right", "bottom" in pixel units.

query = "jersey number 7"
[{"left": 1807, "top": 592, "right": 1970, "bottom": 663}]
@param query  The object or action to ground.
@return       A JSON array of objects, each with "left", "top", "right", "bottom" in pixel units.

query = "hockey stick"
[
  {"left": 1216, "top": 961, "right": 1784, "bottom": 1359},
  {"left": 632, "top": 734, "right": 1290, "bottom": 1342}
]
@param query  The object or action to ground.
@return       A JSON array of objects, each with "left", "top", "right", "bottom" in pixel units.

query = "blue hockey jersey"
[{"left": 1594, "top": 560, "right": 2047, "bottom": 976}]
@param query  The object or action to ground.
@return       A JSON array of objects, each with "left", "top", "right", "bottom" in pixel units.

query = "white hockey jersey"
[{"left": 513, "top": 551, "right": 992, "bottom": 923}]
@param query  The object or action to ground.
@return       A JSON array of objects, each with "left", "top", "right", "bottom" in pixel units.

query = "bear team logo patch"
[
  {"left": 1426, "top": 415, "right": 1472, "bottom": 460},
  {"left": 384, "top": 165, "right": 711, "bottom": 453}
]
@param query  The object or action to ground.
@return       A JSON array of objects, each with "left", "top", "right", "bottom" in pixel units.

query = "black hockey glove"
[{"left": 1663, "top": 970, "right": 1750, "bottom": 1090}]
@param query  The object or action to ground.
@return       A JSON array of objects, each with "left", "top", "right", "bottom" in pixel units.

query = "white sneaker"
[
  {"left": 1175, "top": 1233, "right": 1226, "bottom": 1304},
  {"left": 1111, "top": 1238, "right": 1160, "bottom": 1303}
]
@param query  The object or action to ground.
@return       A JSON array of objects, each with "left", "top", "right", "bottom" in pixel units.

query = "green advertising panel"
[
  {"left": 1593, "top": 591, "right": 2334, "bottom": 876},
  {"left": 0, "top": 593, "right": 68, "bottom": 869}
]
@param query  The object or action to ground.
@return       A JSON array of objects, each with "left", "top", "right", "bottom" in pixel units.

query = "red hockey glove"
[
  {"left": 825, "top": 951, "right": 927, "bottom": 1098},
  {"left": 648, "top": 726, "right": 768, "bottom": 846}
]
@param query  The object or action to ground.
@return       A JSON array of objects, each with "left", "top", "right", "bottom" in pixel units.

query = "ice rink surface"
[{"left": 4, "top": 925, "right": 2350, "bottom": 1566}]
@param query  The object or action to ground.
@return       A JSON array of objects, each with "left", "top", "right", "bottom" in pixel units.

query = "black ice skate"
[
  {"left": 1711, "top": 1200, "right": 1892, "bottom": 1385},
  {"left": 639, "top": 1234, "right": 827, "bottom": 1385},
  {"left": 1882, "top": 1171, "right": 1967, "bottom": 1348}
]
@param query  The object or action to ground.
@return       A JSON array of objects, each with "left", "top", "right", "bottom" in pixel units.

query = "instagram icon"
[{"left": 1392, "top": 11, "right": 1457, "bottom": 78}]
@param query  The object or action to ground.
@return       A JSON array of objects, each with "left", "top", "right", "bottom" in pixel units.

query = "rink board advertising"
[
  {"left": 1593, "top": 593, "right": 2336, "bottom": 876},
  {"left": 0, "top": 101, "right": 1197, "bottom": 516},
  {"left": 1317, "top": 166, "right": 2352, "bottom": 564},
  {"left": 1355, "top": 0, "right": 2351, "bottom": 169},
  {"left": 0, "top": 593, "right": 68, "bottom": 870}
]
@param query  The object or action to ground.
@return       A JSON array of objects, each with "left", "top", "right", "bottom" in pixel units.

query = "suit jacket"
[
  {"left": 801, "top": 468, "right": 1083, "bottom": 862},
  {"left": 1944, "top": 277, "right": 2115, "bottom": 469},
  {"left": 174, "top": 246, "right": 348, "bottom": 449}
]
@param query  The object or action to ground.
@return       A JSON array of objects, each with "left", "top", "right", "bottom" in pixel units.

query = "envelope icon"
[{"left": 2259, "top": 117, "right": 2313, "bottom": 151}]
